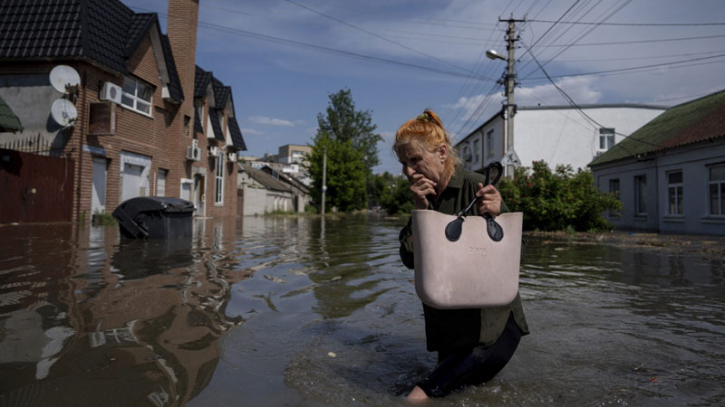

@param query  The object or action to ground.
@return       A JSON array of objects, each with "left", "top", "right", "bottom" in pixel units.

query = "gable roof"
[
  {"left": 228, "top": 117, "right": 247, "bottom": 151},
  {"left": 590, "top": 90, "right": 725, "bottom": 167},
  {"left": 194, "top": 65, "right": 246, "bottom": 150},
  {"left": 240, "top": 163, "right": 291, "bottom": 192},
  {"left": 0, "top": 0, "right": 183, "bottom": 103}
]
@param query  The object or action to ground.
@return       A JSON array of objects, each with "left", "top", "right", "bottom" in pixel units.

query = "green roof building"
[{"left": 589, "top": 90, "right": 725, "bottom": 235}]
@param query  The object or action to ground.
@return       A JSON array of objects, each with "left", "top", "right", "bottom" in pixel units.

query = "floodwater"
[{"left": 0, "top": 215, "right": 723, "bottom": 407}]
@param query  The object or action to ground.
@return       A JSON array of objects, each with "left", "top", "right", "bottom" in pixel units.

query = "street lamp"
[{"left": 486, "top": 49, "right": 506, "bottom": 61}]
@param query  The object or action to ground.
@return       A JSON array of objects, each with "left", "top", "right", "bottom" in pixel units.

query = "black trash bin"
[{"left": 113, "top": 197, "right": 195, "bottom": 239}]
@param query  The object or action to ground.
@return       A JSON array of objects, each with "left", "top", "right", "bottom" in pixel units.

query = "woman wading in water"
[{"left": 395, "top": 110, "right": 529, "bottom": 399}]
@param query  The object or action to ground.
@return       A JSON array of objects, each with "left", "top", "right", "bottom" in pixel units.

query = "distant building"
[
  {"left": 278, "top": 144, "right": 311, "bottom": 165},
  {"left": 455, "top": 104, "right": 666, "bottom": 176},
  {"left": 240, "top": 144, "right": 312, "bottom": 186},
  {"left": 237, "top": 163, "right": 310, "bottom": 215},
  {"left": 589, "top": 90, "right": 725, "bottom": 235}
]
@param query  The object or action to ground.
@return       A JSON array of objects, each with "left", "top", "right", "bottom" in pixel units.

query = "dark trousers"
[{"left": 417, "top": 313, "right": 522, "bottom": 398}]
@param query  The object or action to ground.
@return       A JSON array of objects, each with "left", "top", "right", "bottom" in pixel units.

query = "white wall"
[
  {"left": 515, "top": 106, "right": 665, "bottom": 171},
  {"left": 456, "top": 105, "right": 665, "bottom": 174}
]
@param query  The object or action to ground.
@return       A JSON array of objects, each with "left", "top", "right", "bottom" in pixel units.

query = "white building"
[
  {"left": 456, "top": 104, "right": 666, "bottom": 175},
  {"left": 589, "top": 91, "right": 725, "bottom": 235}
]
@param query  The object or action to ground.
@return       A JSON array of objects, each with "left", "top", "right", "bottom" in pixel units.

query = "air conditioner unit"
[
  {"left": 227, "top": 152, "right": 237, "bottom": 162},
  {"left": 186, "top": 142, "right": 201, "bottom": 161},
  {"left": 99, "top": 82, "right": 123, "bottom": 104},
  {"left": 208, "top": 146, "right": 220, "bottom": 157}
]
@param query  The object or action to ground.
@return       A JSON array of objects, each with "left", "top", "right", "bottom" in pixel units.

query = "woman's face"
[{"left": 397, "top": 142, "right": 447, "bottom": 185}]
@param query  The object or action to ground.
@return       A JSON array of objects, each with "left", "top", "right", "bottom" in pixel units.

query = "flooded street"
[{"left": 1, "top": 215, "right": 724, "bottom": 407}]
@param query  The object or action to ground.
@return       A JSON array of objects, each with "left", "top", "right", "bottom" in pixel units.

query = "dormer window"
[{"left": 121, "top": 76, "right": 153, "bottom": 116}]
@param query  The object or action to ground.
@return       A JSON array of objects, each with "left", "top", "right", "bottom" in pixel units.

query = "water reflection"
[
  {"left": 0, "top": 218, "right": 245, "bottom": 407},
  {"left": 1, "top": 219, "right": 724, "bottom": 407}
]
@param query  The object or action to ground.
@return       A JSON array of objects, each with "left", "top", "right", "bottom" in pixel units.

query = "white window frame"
[
  {"left": 156, "top": 169, "right": 168, "bottom": 197},
  {"left": 667, "top": 170, "right": 683, "bottom": 216},
  {"left": 215, "top": 153, "right": 225, "bottom": 205},
  {"left": 634, "top": 175, "right": 647, "bottom": 216},
  {"left": 486, "top": 130, "right": 494, "bottom": 157},
  {"left": 121, "top": 76, "right": 153, "bottom": 116},
  {"left": 708, "top": 163, "right": 725, "bottom": 217},
  {"left": 599, "top": 128, "right": 615, "bottom": 151}
]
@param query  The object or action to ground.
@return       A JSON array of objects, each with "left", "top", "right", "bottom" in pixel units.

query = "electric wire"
[
  {"left": 525, "top": 53, "right": 725, "bottom": 81},
  {"left": 518, "top": 0, "right": 633, "bottom": 80},
  {"left": 528, "top": 19, "right": 725, "bottom": 26},
  {"left": 533, "top": 33, "right": 725, "bottom": 47},
  {"left": 284, "top": 0, "right": 473, "bottom": 74},
  {"left": 128, "top": 6, "right": 498, "bottom": 83},
  {"left": 520, "top": 40, "right": 666, "bottom": 155}
]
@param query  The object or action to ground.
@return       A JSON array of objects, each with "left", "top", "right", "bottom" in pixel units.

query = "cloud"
[
  {"left": 240, "top": 128, "right": 263, "bottom": 135},
  {"left": 247, "top": 116, "right": 295, "bottom": 127},
  {"left": 379, "top": 131, "right": 396, "bottom": 143},
  {"left": 446, "top": 76, "right": 602, "bottom": 122},
  {"left": 517, "top": 76, "right": 602, "bottom": 106}
]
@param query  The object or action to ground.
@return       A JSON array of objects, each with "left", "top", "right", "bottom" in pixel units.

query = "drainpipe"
[{"left": 75, "top": 69, "right": 87, "bottom": 223}]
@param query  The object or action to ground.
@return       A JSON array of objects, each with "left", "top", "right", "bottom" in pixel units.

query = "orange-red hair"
[{"left": 393, "top": 109, "right": 460, "bottom": 180}]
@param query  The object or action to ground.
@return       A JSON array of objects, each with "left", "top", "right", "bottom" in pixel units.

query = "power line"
[
  {"left": 284, "top": 0, "right": 473, "bottom": 74},
  {"left": 519, "top": 0, "right": 582, "bottom": 61},
  {"left": 519, "top": 0, "right": 633, "bottom": 80},
  {"left": 526, "top": 53, "right": 725, "bottom": 80},
  {"left": 520, "top": 40, "right": 665, "bottom": 154},
  {"left": 535, "top": 33, "right": 725, "bottom": 47},
  {"left": 128, "top": 6, "right": 498, "bottom": 82},
  {"left": 528, "top": 19, "right": 725, "bottom": 26}
]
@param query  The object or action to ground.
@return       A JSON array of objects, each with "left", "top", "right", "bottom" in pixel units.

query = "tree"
[
  {"left": 379, "top": 173, "right": 415, "bottom": 215},
  {"left": 317, "top": 89, "right": 382, "bottom": 173},
  {"left": 497, "top": 160, "right": 622, "bottom": 231},
  {"left": 307, "top": 134, "right": 367, "bottom": 212},
  {"left": 317, "top": 89, "right": 383, "bottom": 205},
  {"left": 307, "top": 89, "right": 382, "bottom": 211}
]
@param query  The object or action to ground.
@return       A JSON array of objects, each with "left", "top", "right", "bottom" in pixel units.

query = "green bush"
[{"left": 497, "top": 160, "right": 621, "bottom": 232}]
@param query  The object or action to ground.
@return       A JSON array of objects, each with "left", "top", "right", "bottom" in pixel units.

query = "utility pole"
[
  {"left": 490, "top": 17, "right": 525, "bottom": 177},
  {"left": 321, "top": 146, "right": 327, "bottom": 215}
]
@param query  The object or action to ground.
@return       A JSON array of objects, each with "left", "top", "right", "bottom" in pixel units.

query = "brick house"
[{"left": 0, "top": 0, "right": 246, "bottom": 223}]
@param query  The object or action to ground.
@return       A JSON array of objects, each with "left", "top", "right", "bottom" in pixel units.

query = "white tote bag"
[{"left": 412, "top": 210, "right": 523, "bottom": 309}]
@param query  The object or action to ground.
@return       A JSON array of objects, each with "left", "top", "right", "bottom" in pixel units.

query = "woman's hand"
[
  {"left": 475, "top": 183, "right": 501, "bottom": 217},
  {"left": 409, "top": 173, "right": 436, "bottom": 210}
]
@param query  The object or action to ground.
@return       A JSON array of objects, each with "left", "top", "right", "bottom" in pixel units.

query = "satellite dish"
[
  {"left": 51, "top": 99, "right": 78, "bottom": 127},
  {"left": 49, "top": 65, "right": 81, "bottom": 94}
]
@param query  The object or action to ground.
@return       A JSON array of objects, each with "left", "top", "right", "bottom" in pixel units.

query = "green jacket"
[{"left": 399, "top": 165, "right": 529, "bottom": 351}]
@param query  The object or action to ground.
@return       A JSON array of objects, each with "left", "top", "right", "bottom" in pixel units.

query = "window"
[
  {"left": 635, "top": 175, "right": 647, "bottom": 216},
  {"left": 599, "top": 128, "right": 615, "bottom": 151},
  {"left": 486, "top": 130, "right": 494, "bottom": 156},
  {"left": 215, "top": 153, "right": 224, "bottom": 205},
  {"left": 121, "top": 76, "right": 152, "bottom": 115},
  {"left": 609, "top": 178, "right": 620, "bottom": 218},
  {"left": 473, "top": 138, "right": 481, "bottom": 164},
  {"left": 709, "top": 164, "right": 725, "bottom": 216},
  {"left": 157, "top": 169, "right": 167, "bottom": 197},
  {"left": 667, "top": 171, "right": 683, "bottom": 215}
]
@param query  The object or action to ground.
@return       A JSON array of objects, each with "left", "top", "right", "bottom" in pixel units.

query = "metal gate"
[{"left": 0, "top": 149, "right": 75, "bottom": 223}]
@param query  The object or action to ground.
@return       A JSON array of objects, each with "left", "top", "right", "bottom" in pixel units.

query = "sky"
[{"left": 123, "top": 0, "right": 725, "bottom": 175}]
